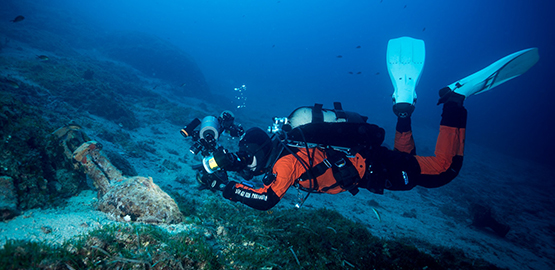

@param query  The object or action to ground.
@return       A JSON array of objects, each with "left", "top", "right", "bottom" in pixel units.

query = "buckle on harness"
[
  {"left": 323, "top": 159, "right": 332, "bottom": 168},
  {"left": 334, "top": 158, "right": 346, "bottom": 168}
]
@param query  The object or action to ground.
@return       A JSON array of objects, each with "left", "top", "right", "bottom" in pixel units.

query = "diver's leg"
[
  {"left": 364, "top": 110, "right": 418, "bottom": 192},
  {"left": 394, "top": 116, "right": 416, "bottom": 155},
  {"left": 366, "top": 93, "right": 466, "bottom": 192},
  {"left": 413, "top": 92, "right": 467, "bottom": 188}
]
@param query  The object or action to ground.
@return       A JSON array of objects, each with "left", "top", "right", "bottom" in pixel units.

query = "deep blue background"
[{"left": 5, "top": 0, "right": 555, "bottom": 166}]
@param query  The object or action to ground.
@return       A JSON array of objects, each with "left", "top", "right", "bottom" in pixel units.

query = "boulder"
[{"left": 98, "top": 176, "right": 183, "bottom": 224}]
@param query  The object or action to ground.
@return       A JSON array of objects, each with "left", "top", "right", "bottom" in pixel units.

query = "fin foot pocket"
[{"left": 393, "top": 103, "right": 415, "bottom": 118}]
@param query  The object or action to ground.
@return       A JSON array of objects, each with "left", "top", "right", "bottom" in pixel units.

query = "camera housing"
[{"left": 181, "top": 111, "right": 245, "bottom": 158}]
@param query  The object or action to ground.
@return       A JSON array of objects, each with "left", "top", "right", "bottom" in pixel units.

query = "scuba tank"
[{"left": 279, "top": 102, "right": 385, "bottom": 153}]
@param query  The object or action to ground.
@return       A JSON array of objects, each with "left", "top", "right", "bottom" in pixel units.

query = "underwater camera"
[
  {"left": 181, "top": 116, "right": 220, "bottom": 156},
  {"left": 181, "top": 111, "right": 245, "bottom": 157},
  {"left": 219, "top": 111, "right": 245, "bottom": 137}
]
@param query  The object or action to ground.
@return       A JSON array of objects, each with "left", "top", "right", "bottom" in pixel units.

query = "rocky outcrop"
[{"left": 0, "top": 93, "right": 86, "bottom": 214}]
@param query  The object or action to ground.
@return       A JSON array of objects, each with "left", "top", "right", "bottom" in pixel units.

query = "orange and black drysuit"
[{"left": 222, "top": 99, "right": 467, "bottom": 210}]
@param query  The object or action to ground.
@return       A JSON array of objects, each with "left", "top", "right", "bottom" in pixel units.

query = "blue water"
[{"left": 3, "top": 0, "right": 554, "bottom": 165}]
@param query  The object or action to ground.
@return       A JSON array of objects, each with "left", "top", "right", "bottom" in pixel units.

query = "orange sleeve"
[
  {"left": 415, "top": 126, "right": 465, "bottom": 175},
  {"left": 269, "top": 154, "right": 304, "bottom": 198},
  {"left": 223, "top": 150, "right": 309, "bottom": 210}
]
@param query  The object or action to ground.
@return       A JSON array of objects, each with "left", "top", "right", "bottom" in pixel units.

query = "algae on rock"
[{"left": 98, "top": 176, "right": 183, "bottom": 224}]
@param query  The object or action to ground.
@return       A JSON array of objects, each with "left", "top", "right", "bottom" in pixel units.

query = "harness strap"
[
  {"left": 297, "top": 148, "right": 361, "bottom": 195},
  {"left": 298, "top": 158, "right": 331, "bottom": 182},
  {"left": 312, "top": 103, "right": 324, "bottom": 123},
  {"left": 333, "top": 102, "right": 347, "bottom": 120}
]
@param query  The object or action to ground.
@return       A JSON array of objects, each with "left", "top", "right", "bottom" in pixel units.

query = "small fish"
[
  {"left": 336, "top": 55, "right": 343, "bottom": 58},
  {"left": 152, "top": 85, "right": 158, "bottom": 90},
  {"left": 11, "top": 15, "right": 24, "bottom": 23},
  {"left": 371, "top": 207, "right": 381, "bottom": 222},
  {"left": 356, "top": 45, "right": 361, "bottom": 49},
  {"left": 272, "top": 44, "right": 275, "bottom": 48},
  {"left": 180, "top": 82, "right": 187, "bottom": 87},
  {"left": 357, "top": 71, "right": 362, "bottom": 74},
  {"left": 348, "top": 71, "right": 354, "bottom": 74},
  {"left": 404, "top": 5, "right": 407, "bottom": 9},
  {"left": 422, "top": 27, "right": 426, "bottom": 32},
  {"left": 37, "top": 55, "right": 49, "bottom": 61},
  {"left": 375, "top": 72, "right": 380, "bottom": 75}
]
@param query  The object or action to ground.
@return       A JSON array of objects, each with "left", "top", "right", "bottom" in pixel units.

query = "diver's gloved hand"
[
  {"left": 222, "top": 181, "right": 239, "bottom": 201},
  {"left": 210, "top": 148, "right": 253, "bottom": 172},
  {"left": 196, "top": 170, "right": 229, "bottom": 191},
  {"left": 212, "top": 148, "right": 234, "bottom": 170}
]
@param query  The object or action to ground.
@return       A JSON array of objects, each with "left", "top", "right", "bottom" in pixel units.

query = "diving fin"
[
  {"left": 387, "top": 36, "right": 426, "bottom": 118},
  {"left": 446, "top": 48, "right": 539, "bottom": 98}
]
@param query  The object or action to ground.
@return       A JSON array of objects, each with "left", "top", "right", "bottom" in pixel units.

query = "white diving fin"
[
  {"left": 387, "top": 36, "right": 426, "bottom": 118},
  {"left": 448, "top": 48, "right": 539, "bottom": 98}
]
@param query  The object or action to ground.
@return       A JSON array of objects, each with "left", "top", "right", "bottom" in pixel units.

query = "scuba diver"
[{"left": 184, "top": 38, "right": 538, "bottom": 212}]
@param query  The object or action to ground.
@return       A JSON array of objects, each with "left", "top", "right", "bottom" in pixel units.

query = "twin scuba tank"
[{"left": 271, "top": 102, "right": 385, "bottom": 153}]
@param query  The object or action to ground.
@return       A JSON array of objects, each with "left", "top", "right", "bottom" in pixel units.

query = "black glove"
[
  {"left": 222, "top": 181, "right": 239, "bottom": 201},
  {"left": 196, "top": 170, "right": 229, "bottom": 191},
  {"left": 212, "top": 148, "right": 234, "bottom": 170},
  {"left": 211, "top": 148, "right": 252, "bottom": 172}
]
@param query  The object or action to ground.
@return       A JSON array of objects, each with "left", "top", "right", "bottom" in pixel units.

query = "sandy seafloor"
[{"left": 1, "top": 46, "right": 554, "bottom": 270}]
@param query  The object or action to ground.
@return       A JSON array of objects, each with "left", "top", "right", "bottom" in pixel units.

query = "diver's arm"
[
  {"left": 222, "top": 181, "right": 281, "bottom": 211},
  {"left": 222, "top": 154, "right": 299, "bottom": 210}
]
